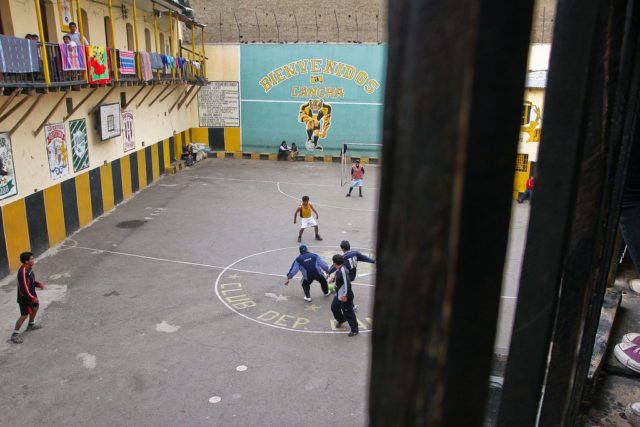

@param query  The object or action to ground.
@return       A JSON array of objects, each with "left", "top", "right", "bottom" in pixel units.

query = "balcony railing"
[{"left": 0, "top": 36, "right": 206, "bottom": 89}]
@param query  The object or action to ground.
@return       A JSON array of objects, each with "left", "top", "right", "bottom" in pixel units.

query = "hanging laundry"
[
  {"left": 139, "top": 51, "right": 153, "bottom": 81},
  {"left": 119, "top": 49, "right": 136, "bottom": 74},
  {"left": 149, "top": 52, "right": 163, "bottom": 70},
  {"left": 85, "top": 45, "right": 111, "bottom": 84},
  {"left": 59, "top": 43, "right": 86, "bottom": 71},
  {"left": 0, "top": 35, "right": 40, "bottom": 73}
]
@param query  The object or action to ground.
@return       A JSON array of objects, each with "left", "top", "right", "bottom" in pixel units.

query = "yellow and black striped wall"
[{"left": 0, "top": 131, "right": 190, "bottom": 275}]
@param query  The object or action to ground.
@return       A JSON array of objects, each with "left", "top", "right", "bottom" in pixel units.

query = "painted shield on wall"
[
  {"left": 69, "top": 118, "right": 89, "bottom": 172},
  {"left": 0, "top": 132, "right": 18, "bottom": 200},
  {"left": 44, "top": 122, "right": 70, "bottom": 179},
  {"left": 122, "top": 111, "right": 135, "bottom": 152}
]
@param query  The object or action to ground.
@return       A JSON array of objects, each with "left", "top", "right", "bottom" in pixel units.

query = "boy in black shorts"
[{"left": 10, "top": 252, "right": 44, "bottom": 344}]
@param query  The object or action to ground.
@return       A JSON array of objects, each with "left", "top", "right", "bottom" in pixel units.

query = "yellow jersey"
[{"left": 300, "top": 203, "right": 311, "bottom": 218}]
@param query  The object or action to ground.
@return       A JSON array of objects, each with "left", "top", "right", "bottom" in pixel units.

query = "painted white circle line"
[
  {"left": 214, "top": 245, "right": 375, "bottom": 334},
  {"left": 209, "top": 396, "right": 222, "bottom": 404},
  {"left": 276, "top": 182, "right": 377, "bottom": 213},
  {"left": 236, "top": 365, "right": 247, "bottom": 372}
]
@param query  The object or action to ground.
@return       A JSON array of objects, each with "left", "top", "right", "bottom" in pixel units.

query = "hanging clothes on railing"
[
  {"left": 85, "top": 45, "right": 111, "bottom": 84},
  {"left": 162, "top": 55, "right": 175, "bottom": 70},
  {"left": 119, "top": 49, "right": 136, "bottom": 74},
  {"left": 0, "top": 35, "right": 40, "bottom": 73},
  {"left": 139, "top": 51, "right": 153, "bottom": 81},
  {"left": 59, "top": 43, "right": 86, "bottom": 71},
  {"left": 149, "top": 52, "right": 163, "bottom": 70}
]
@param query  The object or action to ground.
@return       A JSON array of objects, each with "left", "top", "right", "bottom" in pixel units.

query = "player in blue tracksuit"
[
  {"left": 284, "top": 245, "right": 331, "bottom": 302},
  {"left": 326, "top": 240, "right": 376, "bottom": 281},
  {"left": 329, "top": 254, "right": 359, "bottom": 336}
]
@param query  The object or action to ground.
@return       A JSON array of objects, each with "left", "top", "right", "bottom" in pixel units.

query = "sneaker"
[
  {"left": 626, "top": 402, "right": 640, "bottom": 427},
  {"left": 315, "top": 235, "right": 323, "bottom": 241},
  {"left": 324, "top": 291, "right": 331, "bottom": 297},
  {"left": 348, "top": 331, "right": 359, "bottom": 337},
  {"left": 346, "top": 193, "right": 351, "bottom": 197},
  {"left": 359, "top": 194, "right": 363, "bottom": 197},
  {"left": 303, "top": 296, "right": 312, "bottom": 302},
  {"left": 614, "top": 342, "right": 640, "bottom": 373},
  {"left": 297, "top": 236, "right": 302, "bottom": 243},
  {"left": 315, "top": 145, "right": 324, "bottom": 151},
  {"left": 26, "top": 324, "right": 42, "bottom": 331},
  {"left": 10, "top": 335, "right": 22, "bottom": 344},
  {"left": 624, "top": 333, "right": 640, "bottom": 345},
  {"left": 335, "top": 321, "right": 344, "bottom": 328}
]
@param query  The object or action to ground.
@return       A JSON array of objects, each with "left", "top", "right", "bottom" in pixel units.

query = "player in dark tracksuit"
[
  {"left": 329, "top": 254, "right": 358, "bottom": 336},
  {"left": 326, "top": 240, "right": 376, "bottom": 281},
  {"left": 284, "top": 245, "right": 331, "bottom": 302},
  {"left": 10, "top": 251, "right": 44, "bottom": 344}
]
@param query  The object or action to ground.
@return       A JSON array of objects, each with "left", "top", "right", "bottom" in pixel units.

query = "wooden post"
[
  {"left": 9, "top": 94, "right": 44, "bottom": 137},
  {"left": 64, "top": 88, "right": 98, "bottom": 120},
  {"left": 124, "top": 85, "right": 147, "bottom": 109},
  {"left": 148, "top": 84, "right": 170, "bottom": 106},
  {"left": 136, "top": 84, "right": 155, "bottom": 108},
  {"left": 159, "top": 84, "right": 179, "bottom": 103},
  {"left": 34, "top": 91, "right": 69, "bottom": 136},
  {"left": 0, "top": 89, "right": 22, "bottom": 117},
  {"left": 89, "top": 86, "right": 117, "bottom": 115},
  {"left": 177, "top": 85, "right": 195, "bottom": 109},
  {"left": 368, "top": 1, "right": 535, "bottom": 426},
  {"left": 0, "top": 96, "right": 30, "bottom": 123},
  {"left": 168, "top": 85, "right": 187, "bottom": 113},
  {"left": 185, "top": 87, "right": 200, "bottom": 108}
]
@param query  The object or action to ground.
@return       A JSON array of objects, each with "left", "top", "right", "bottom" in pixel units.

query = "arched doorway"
[
  {"left": 144, "top": 28, "right": 151, "bottom": 51},
  {"left": 81, "top": 8, "right": 90, "bottom": 43},
  {"left": 126, "top": 23, "right": 134, "bottom": 50},
  {"left": 104, "top": 16, "right": 113, "bottom": 48},
  {"left": 159, "top": 33, "right": 165, "bottom": 54}
]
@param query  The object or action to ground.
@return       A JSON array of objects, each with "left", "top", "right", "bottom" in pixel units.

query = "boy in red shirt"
[{"left": 10, "top": 252, "right": 44, "bottom": 344}]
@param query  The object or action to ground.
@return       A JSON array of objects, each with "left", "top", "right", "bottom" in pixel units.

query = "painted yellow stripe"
[
  {"left": 163, "top": 138, "right": 170, "bottom": 169},
  {"left": 43, "top": 185, "right": 66, "bottom": 247},
  {"left": 224, "top": 128, "right": 241, "bottom": 152},
  {"left": 120, "top": 155, "right": 132, "bottom": 200},
  {"left": 174, "top": 132, "right": 183, "bottom": 160},
  {"left": 151, "top": 144, "right": 159, "bottom": 180},
  {"left": 137, "top": 148, "right": 147, "bottom": 189},
  {"left": 2, "top": 199, "right": 30, "bottom": 272},
  {"left": 100, "top": 163, "right": 114, "bottom": 213},
  {"left": 191, "top": 127, "right": 207, "bottom": 144},
  {"left": 75, "top": 172, "right": 93, "bottom": 227}
]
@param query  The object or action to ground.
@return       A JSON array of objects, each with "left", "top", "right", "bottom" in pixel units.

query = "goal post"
[{"left": 340, "top": 142, "right": 382, "bottom": 187}]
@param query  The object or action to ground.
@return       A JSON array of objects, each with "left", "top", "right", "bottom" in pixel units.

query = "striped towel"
[
  {"left": 59, "top": 43, "right": 86, "bottom": 71},
  {"left": 119, "top": 49, "right": 135, "bottom": 74},
  {"left": 139, "top": 51, "right": 153, "bottom": 81}
]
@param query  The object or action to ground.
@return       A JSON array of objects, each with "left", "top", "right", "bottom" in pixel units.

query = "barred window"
[{"left": 515, "top": 154, "right": 529, "bottom": 172}]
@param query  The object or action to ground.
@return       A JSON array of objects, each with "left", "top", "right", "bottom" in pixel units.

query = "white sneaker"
[
  {"left": 303, "top": 297, "right": 311, "bottom": 302},
  {"left": 623, "top": 333, "right": 640, "bottom": 345},
  {"left": 324, "top": 291, "right": 331, "bottom": 297},
  {"left": 614, "top": 342, "right": 640, "bottom": 374},
  {"left": 627, "top": 402, "right": 640, "bottom": 427}
]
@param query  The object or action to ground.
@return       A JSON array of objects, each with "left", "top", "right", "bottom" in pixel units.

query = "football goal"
[{"left": 340, "top": 142, "right": 382, "bottom": 187}]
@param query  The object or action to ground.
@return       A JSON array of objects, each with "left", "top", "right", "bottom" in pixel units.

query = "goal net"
[{"left": 340, "top": 142, "right": 382, "bottom": 187}]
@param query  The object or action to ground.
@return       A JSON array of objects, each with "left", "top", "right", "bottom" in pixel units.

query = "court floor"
[{"left": 0, "top": 157, "right": 527, "bottom": 425}]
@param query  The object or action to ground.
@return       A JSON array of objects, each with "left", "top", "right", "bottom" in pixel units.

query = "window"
[
  {"left": 145, "top": 28, "right": 151, "bottom": 51},
  {"left": 126, "top": 23, "right": 134, "bottom": 50},
  {"left": 104, "top": 16, "right": 113, "bottom": 48},
  {"left": 159, "top": 33, "right": 165, "bottom": 54}
]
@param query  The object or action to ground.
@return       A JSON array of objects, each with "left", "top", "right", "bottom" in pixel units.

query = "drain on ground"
[{"left": 116, "top": 220, "right": 147, "bottom": 228}]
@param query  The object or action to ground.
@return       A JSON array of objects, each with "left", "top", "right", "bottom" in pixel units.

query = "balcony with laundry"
[{"left": 0, "top": 0, "right": 206, "bottom": 91}]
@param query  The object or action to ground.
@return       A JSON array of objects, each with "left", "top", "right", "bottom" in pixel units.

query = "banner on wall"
[
  {"left": 0, "top": 132, "right": 18, "bottom": 200},
  {"left": 44, "top": 123, "right": 70, "bottom": 180},
  {"left": 69, "top": 118, "right": 89, "bottom": 172},
  {"left": 122, "top": 111, "right": 135, "bottom": 152},
  {"left": 240, "top": 45, "right": 386, "bottom": 154},
  {"left": 58, "top": 0, "right": 74, "bottom": 33},
  {"left": 198, "top": 81, "right": 240, "bottom": 127}
]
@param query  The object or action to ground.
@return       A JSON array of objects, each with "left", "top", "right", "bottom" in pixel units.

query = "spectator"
[
  {"left": 66, "top": 22, "right": 88, "bottom": 46},
  {"left": 25, "top": 34, "right": 33, "bottom": 40},
  {"left": 290, "top": 142, "right": 298, "bottom": 160},
  {"left": 277, "top": 141, "right": 290, "bottom": 161}
]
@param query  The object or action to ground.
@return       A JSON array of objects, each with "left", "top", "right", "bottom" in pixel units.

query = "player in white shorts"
[{"left": 293, "top": 195, "right": 323, "bottom": 242}]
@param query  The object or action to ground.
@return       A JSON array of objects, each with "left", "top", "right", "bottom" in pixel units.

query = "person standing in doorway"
[
  {"left": 10, "top": 252, "right": 44, "bottom": 344},
  {"left": 293, "top": 195, "right": 323, "bottom": 242},
  {"left": 329, "top": 254, "right": 359, "bottom": 336},
  {"left": 284, "top": 245, "right": 331, "bottom": 302},
  {"left": 66, "top": 22, "right": 89, "bottom": 46},
  {"left": 346, "top": 159, "right": 365, "bottom": 197}
]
